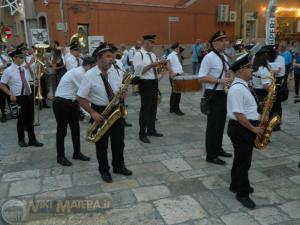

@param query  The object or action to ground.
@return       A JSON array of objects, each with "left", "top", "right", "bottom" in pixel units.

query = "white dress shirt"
[
  {"left": 111, "top": 59, "right": 124, "bottom": 82},
  {"left": 133, "top": 48, "right": 157, "bottom": 80},
  {"left": 268, "top": 55, "right": 285, "bottom": 78},
  {"left": 128, "top": 47, "right": 137, "bottom": 63},
  {"left": 23, "top": 55, "right": 36, "bottom": 82},
  {"left": 0, "top": 54, "right": 9, "bottom": 67},
  {"left": 55, "top": 66, "right": 86, "bottom": 100},
  {"left": 167, "top": 51, "right": 183, "bottom": 74},
  {"left": 77, "top": 65, "right": 122, "bottom": 106},
  {"left": 227, "top": 78, "right": 260, "bottom": 121},
  {"left": 252, "top": 66, "right": 272, "bottom": 89},
  {"left": 1, "top": 63, "right": 32, "bottom": 96},
  {"left": 198, "top": 51, "right": 229, "bottom": 90},
  {"left": 65, "top": 53, "right": 82, "bottom": 71}
]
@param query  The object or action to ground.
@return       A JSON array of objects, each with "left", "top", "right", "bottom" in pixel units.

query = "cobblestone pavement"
[{"left": 0, "top": 65, "right": 300, "bottom": 225}]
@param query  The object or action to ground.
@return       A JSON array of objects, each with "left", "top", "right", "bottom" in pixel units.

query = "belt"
[
  {"left": 55, "top": 96, "right": 76, "bottom": 103},
  {"left": 229, "top": 119, "right": 259, "bottom": 126}
]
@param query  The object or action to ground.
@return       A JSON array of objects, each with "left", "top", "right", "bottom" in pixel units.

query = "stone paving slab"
[{"left": 0, "top": 66, "right": 300, "bottom": 224}]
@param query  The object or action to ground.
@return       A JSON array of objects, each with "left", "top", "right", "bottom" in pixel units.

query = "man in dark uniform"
[
  {"left": 198, "top": 31, "right": 233, "bottom": 165},
  {"left": 133, "top": 35, "right": 166, "bottom": 144},
  {"left": 0, "top": 47, "right": 43, "bottom": 147},
  {"left": 227, "top": 53, "right": 264, "bottom": 209},
  {"left": 77, "top": 43, "right": 132, "bottom": 183}
]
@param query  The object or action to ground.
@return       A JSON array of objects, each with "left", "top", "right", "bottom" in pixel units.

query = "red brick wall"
[{"left": 35, "top": 0, "right": 235, "bottom": 46}]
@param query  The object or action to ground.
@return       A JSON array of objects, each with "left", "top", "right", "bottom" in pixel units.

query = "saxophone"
[
  {"left": 254, "top": 72, "right": 281, "bottom": 149},
  {"left": 86, "top": 72, "right": 134, "bottom": 143}
]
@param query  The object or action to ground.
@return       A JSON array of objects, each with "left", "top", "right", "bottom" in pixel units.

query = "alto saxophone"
[
  {"left": 86, "top": 72, "right": 134, "bottom": 143},
  {"left": 254, "top": 72, "right": 281, "bottom": 149}
]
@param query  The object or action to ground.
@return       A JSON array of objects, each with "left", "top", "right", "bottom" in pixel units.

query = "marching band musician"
[
  {"left": 0, "top": 44, "right": 10, "bottom": 122},
  {"left": 133, "top": 34, "right": 165, "bottom": 144},
  {"left": 167, "top": 42, "right": 184, "bottom": 116},
  {"left": 53, "top": 56, "right": 95, "bottom": 166},
  {"left": 65, "top": 41, "right": 82, "bottom": 71},
  {"left": 198, "top": 31, "right": 232, "bottom": 165},
  {"left": 252, "top": 47, "right": 272, "bottom": 105},
  {"left": 227, "top": 54, "right": 264, "bottom": 209},
  {"left": 0, "top": 47, "right": 43, "bottom": 147},
  {"left": 77, "top": 43, "right": 132, "bottom": 183}
]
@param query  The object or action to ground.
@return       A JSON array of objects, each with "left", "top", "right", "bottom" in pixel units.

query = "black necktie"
[
  {"left": 100, "top": 73, "right": 115, "bottom": 101},
  {"left": 147, "top": 52, "right": 158, "bottom": 79}
]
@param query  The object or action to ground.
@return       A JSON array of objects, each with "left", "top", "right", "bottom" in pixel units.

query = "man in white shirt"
[
  {"left": 267, "top": 46, "right": 286, "bottom": 131},
  {"left": 53, "top": 56, "right": 95, "bottom": 166},
  {"left": 77, "top": 42, "right": 132, "bottom": 183},
  {"left": 198, "top": 30, "right": 233, "bottom": 165},
  {"left": 128, "top": 40, "right": 142, "bottom": 95},
  {"left": 0, "top": 47, "right": 43, "bottom": 147},
  {"left": 0, "top": 45, "right": 10, "bottom": 122},
  {"left": 133, "top": 34, "right": 166, "bottom": 144},
  {"left": 227, "top": 53, "right": 264, "bottom": 209},
  {"left": 167, "top": 42, "right": 184, "bottom": 115},
  {"left": 65, "top": 42, "right": 82, "bottom": 71}
]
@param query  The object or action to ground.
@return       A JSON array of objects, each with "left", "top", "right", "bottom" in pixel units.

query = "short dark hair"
[
  {"left": 54, "top": 41, "right": 60, "bottom": 46},
  {"left": 82, "top": 56, "right": 96, "bottom": 66}
]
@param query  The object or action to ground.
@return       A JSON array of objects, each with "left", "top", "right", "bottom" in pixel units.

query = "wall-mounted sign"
[
  {"left": 88, "top": 36, "right": 105, "bottom": 55},
  {"left": 168, "top": 16, "right": 179, "bottom": 22},
  {"left": 31, "top": 29, "right": 49, "bottom": 45}
]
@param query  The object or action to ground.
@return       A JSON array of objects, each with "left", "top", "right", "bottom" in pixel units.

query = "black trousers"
[
  {"left": 204, "top": 90, "right": 227, "bottom": 160},
  {"left": 227, "top": 120, "right": 256, "bottom": 197},
  {"left": 169, "top": 75, "right": 182, "bottom": 112},
  {"left": 91, "top": 104, "right": 125, "bottom": 174},
  {"left": 41, "top": 75, "right": 48, "bottom": 105},
  {"left": 294, "top": 72, "right": 300, "bottom": 96},
  {"left": 16, "top": 94, "right": 36, "bottom": 142},
  {"left": 270, "top": 77, "right": 284, "bottom": 122},
  {"left": 53, "top": 98, "right": 80, "bottom": 158},
  {"left": 0, "top": 84, "right": 10, "bottom": 116},
  {"left": 139, "top": 79, "right": 158, "bottom": 137}
]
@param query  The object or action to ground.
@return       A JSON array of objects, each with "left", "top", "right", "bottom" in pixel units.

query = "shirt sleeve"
[
  {"left": 198, "top": 55, "right": 211, "bottom": 77},
  {"left": 260, "top": 67, "right": 272, "bottom": 85},
  {"left": 66, "top": 56, "right": 77, "bottom": 71},
  {"left": 133, "top": 52, "right": 144, "bottom": 76},
  {"left": 77, "top": 75, "right": 92, "bottom": 99},
  {"left": 0, "top": 69, "right": 10, "bottom": 84},
  {"left": 228, "top": 87, "right": 245, "bottom": 114}
]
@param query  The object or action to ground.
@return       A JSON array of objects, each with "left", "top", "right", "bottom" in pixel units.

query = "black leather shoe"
[
  {"left": 219, "top": 151, "right": 232, "bottom": 158},
  {"left": 236, "top": 195, "right": 256, "bottom": 209},
  {"left": 57, "top": 157, "right": 72, "bottom": 166},
  {"left": 18, "top": 140, "right": 28, "bottom": 147},
  {"left": 28, "top": 140, "right": 44, "bottom": 147},
  {"left": 113, "top": 167, "right": 132, "bottom": 176},
  {"left": 174, "top": 110, "right": 185, "bottom": 116},
  {"left": 206, "top": 157, "right": 226, "bottom": 165},
  {"left": 230, "top": 187, "right": 254, "bottom": 194},
  {"left": 140, "top": 136, "right": 151, "bottom": 143},
  {"left": 147, "top": 132, "right": 163, "bottom": 137},
  {"left": 124, "top": 121, "right": 132, "bottom": 127},
  {"left": 73, "top": 152, "right": 90, "bottom": 161},
  {"left": 101, "top": 171, "right": 113, "bottom": 183}
]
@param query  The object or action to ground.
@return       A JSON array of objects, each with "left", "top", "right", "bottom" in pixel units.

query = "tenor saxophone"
[
  {"left": 254, "top": 72, "right": 281, "bottom": 149},
  {"left": 86, "top": 72, "right": 133, "bottom": 143}
]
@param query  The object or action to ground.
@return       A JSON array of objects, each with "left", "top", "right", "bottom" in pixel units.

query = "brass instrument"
[
  {"left": 115, "top": 50, "right": 123, "bottom": 60},
  {"left": 86, "top": 71, "right": 134, "bottom": 143},
  {"left": 254, "top": 72, "right": 281, "bottom": 149},
  {"left": 34, "top": 44, "right": 49, "bottom": 101},
  {"left": 70, "top": 33, "right": 86, "bottom": 48},
  {"left": 33, "top": 44, "right": 49, "bottom": 126}
]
